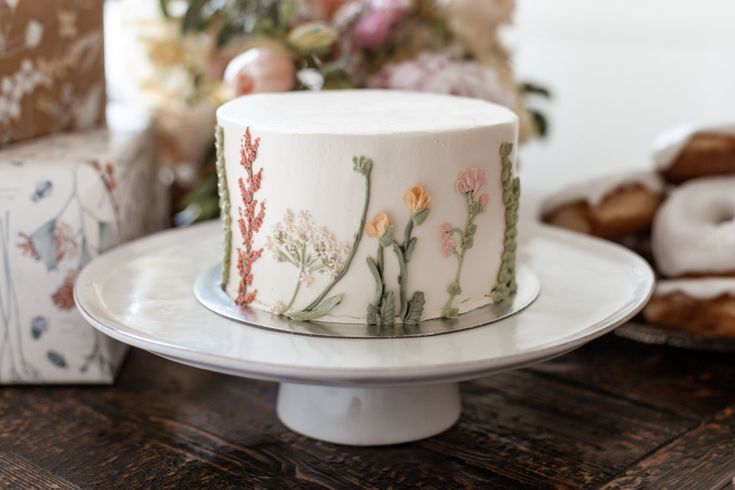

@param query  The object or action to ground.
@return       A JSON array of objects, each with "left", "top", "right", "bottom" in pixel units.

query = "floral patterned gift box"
[
  {"left": 0, "top": 0, "right": 105, "bottom": 145},
  {"left": 0, "top": 109, "right": 165, "bottom": 383}
]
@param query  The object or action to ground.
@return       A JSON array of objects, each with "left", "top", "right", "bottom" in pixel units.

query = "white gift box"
[{"left": 0, "top": 107, "right": 167, "bottom": 383}]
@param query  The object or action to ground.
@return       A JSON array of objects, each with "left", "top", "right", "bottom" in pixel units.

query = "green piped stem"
[
  {"left": 376, "top": 244, "right": 384, "bottom": 303},
  {"left": 283, "top": 243, "right": 307, "bottom": 313},
  {"left": 443, "top": 193, "right": 480, "bottom": 316},
  {"left": 300, "top": 158, "right": 372, "bottom": 313},
  {"left": 393, "top": 216, "right": 413, "bottom": 318},
  {"left": 493, "top": 142, "right": 520, "bottom": 302},
  {"left": 214, "top": 125, "right": 231, "bottom": 290},
  {"left": 393, "top": 241, "right": 408, "bottom": 319}
]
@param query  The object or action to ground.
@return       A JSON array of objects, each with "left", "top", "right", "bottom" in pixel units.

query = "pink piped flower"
[
  {"left": 455, "top": 167, "right": 487, "bottom": 196},
  {"left": 441, "top": 240, "right": 457, "bottom": 258},
  {"left": 439, "top": 222, "right": 457, "bottom": 257},
  {"left": 479, "top": 193, "right": 489, "bottom": 212}
]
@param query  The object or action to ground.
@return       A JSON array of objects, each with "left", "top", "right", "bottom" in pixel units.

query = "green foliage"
[
  {"left": 352, "top": 155, "right": 373, "bottom": 176},
  {"left": 379, "top": 291, "right": 395, "bottom": 327},
  {"left": 287, "top": 294, "right": 343, "bottom": 321},
  {"left": 366, "top": 256, "right": 383, "bottom": 304},
  {"left": 411, "top": 208, "right": 429, "bottom": 226},
  {"left": 493, "top": 142, "right": 520, "bottom": 303},
  {"left": 403, "top": 291, "right": 425, "bottom": 326}
]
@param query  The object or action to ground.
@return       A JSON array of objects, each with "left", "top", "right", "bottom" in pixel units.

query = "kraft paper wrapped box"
[
  {"left": 0, "top": 0, "right": 105, "bottom": 145},
  {"left": 0, "top": 107, "right": 167, "bottom": 384}
]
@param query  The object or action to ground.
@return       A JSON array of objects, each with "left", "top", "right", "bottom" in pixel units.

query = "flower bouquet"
[{"left": 131, "top": 0, "right": 548, "bottom": 222}]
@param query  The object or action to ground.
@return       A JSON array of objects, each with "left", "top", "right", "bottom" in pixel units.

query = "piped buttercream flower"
[
  {"left": 455, "top": 167, "right": 487, "bottom": 196},
  {"left": 403, "top": 185, "right": 431, "bottom": 213},
  {"left": 365, "top": 212, "right": 391, "bottom": 238},
  {"left": 479, "top": 192, "right": 489, "bottom": 212},
  {"left": 438, "top": 222, "right": 456, "bottom": 257}
]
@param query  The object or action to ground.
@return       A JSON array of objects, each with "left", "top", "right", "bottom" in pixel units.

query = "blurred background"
[
  {"left": 101, "top": 0, "right": 735, "bottom": 220},
  {"left": 512, "top": 0, "right": 735, "bottom": 195}
]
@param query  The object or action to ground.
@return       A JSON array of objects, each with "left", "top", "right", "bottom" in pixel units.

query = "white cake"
[{"left": 215, "top": 90, "right": 519, "bottom": 325}]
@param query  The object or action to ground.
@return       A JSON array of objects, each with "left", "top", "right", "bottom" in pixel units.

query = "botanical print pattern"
[
  {"left": 365, "top": 185, "right": 430, "bottom": 327},
  {"left": 267, "top": 210, "right": 350, "bottom": 315},
  {"left": 0, "top": 211, "right": 38, "bottom": 381},
  {"left": 0, "top": 1, "right": 105, "bottom": 144},
  {"left": 440, "top": 167, "right": 490, "bottom": 319},
  {"left": 0, "top": 127, "right": 161, "bottom": 382},
  {"left": 234, "top": 127, "right": 266, "bottom": 307},
  {"left": 282, "top": 155, "right": 373, "bottom": 321},
  {"left": 492, "top": 142, "right": 520, "bottom": 302},
  {"left": 12, "top": 162, "right": 122, "bottom": 376}
]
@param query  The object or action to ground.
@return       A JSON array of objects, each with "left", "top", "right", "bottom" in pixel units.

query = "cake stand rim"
[{"left": 74, "top": 221, "right": 655, "bottom": 387}]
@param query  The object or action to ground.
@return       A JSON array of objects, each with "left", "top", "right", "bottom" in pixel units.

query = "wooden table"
[{"left": 1, "top": 334, "right": 734, "bottom": 489}]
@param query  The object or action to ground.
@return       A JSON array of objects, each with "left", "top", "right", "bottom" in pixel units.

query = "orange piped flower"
[
  {"left": 403, "top": 185, "right": 431, "bottom": 213},
  {"left": 365, "top": 212, "right": 391, "bottom": 238}
]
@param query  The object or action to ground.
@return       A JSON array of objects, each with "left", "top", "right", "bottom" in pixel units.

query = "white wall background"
[{"left": 512, "top": 0, "right": 735, "bottom": 205}]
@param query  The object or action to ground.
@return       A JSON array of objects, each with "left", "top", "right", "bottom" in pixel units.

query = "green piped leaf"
[
  {"left": 404, "top": 237, "right": 417, "bottom": 262},
  {"left": 287, "top": 294, "right": 343, "bottom": 321},
  {"left": 366, "top": 257, "right": 383, "bottom": 304},
  {"left": 379, "top": 224, "right": 394, "bottom": 247},
  {"left": 403, "top": 291, "right": 425, "bottom": 326},
  {"left": 352, "top": 155, "right": 373, "bottom": 175},
  {"left": 380, "top": 291, "right": 395, "bottom": 326},
  {"left": 411, "top": 208, "right": 429, "bottom": 226},
  {"left": 367, "top": 303, "right": 378, "bottom": 325}
]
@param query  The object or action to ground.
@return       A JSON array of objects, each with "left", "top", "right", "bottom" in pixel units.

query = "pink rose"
[
  {"left": 455, "top": 167, "right": 487, "bottom": 196},
  {"left": 353, "top": 5, "right": 408, "bottom": 49},
  {"left": 223, "top": 46, "right": 295, "bottom": 96},
  {"left": 367, "top": 52, "right": 517, "bottom": 108}
]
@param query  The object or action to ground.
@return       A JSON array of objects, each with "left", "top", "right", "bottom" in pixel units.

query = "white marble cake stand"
[{"left": 74, "top": 221, "right": 654, "bottom": 446}]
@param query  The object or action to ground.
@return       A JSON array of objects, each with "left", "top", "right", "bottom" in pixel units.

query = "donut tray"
[{"left": 616, "top": 321, "right": 735, "bottom": 352}]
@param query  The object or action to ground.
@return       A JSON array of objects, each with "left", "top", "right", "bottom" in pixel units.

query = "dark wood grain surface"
[{"left": 1, "top": 334, "right": 734, "bottom": 489}]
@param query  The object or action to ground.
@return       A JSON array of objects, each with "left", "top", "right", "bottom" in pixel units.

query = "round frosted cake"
[{"left": 215, "top": 90, "right": 519, "bottom": 325}]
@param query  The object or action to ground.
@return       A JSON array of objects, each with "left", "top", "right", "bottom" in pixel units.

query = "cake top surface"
[{"left": 217, "top": 90, "right": 517, "bottom": 135}]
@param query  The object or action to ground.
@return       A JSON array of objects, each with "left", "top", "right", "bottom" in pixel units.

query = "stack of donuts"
[{"left": 541, "top": 124, "right": 735, "bottom": 339}]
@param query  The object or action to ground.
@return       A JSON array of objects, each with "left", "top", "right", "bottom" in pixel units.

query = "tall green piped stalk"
[
  {"left": 492, "top": 142, "right": 520, "bottom": 302},
  {"left": 393, "top": 206, "right": 428, "bottom": 323},
  {"left": 214, "top": 125, "right": 231, "bottom": 290},
  {"left": 285, "top": 156, "right": 373, "bottom": 321}
]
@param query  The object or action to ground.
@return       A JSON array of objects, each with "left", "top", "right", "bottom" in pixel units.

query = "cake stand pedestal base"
[{"left": 276, "top": 382, "right": 461, "bottom": 445}]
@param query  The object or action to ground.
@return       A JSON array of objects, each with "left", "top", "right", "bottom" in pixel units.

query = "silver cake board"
[{"left": 194, "top": 264, "right": 540, "bottom": 339}]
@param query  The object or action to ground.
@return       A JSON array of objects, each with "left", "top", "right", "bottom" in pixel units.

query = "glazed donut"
[
  {"left": 652, "top": 176, "right": 735, "bottom": 277},
  {"left": 653, "top": 124, "right": 735, "bottom": 183},
  {"left": 541, "top": 171, "right": 665, "bottom": 240},
  {"left": 643, "top": 278, "right": 735, "bottom": 339}
]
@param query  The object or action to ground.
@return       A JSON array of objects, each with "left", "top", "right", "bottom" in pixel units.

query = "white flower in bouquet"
[{"left": 368, "top": 51, "right": 516, "bottom": 108}]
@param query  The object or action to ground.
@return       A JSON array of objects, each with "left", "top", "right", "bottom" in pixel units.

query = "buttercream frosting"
[
  {"left": 656, "top": 278, "right": 735, "bottom": 301},
  {"left": 541, "top": 170, "right": 664, "bottom": 215},
  {"left": 217, "top": 90, "right": 519, "bottom": 323}
]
